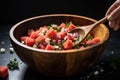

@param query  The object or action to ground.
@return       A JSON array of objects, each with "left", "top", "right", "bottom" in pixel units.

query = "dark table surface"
[{"left": 0, "top": 25, "right": 120, "bottom": 80}]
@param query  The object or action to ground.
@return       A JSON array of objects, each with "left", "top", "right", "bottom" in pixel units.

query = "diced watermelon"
[
  {"left": 30, "top": 31, "right": 39, "bottom": 39},
  {"left": 0, "top": 66, "right": 8, "bottom": 78},
  {"left": 86, "top": 40, "right": 95, "bottom": 46},
  {"left": 46, "top": 29, "right": 57, "bottom": 39},
  {"left": 66, "top": 34, "right": 74, "bottom": 41},
  {"left": 83, "top": 39, "right": 87, "bottom": 43},
  {"left": 35, "top": 34, "right": 45, "bottom": 43},
  {"left": 39, "top": 44, "right": 46, "bottom": 49},
  {"left": 63, "top": 39, "right": 73, "bottom": 50},
  {"left": 21, "top": 36, "right": 29, "bottom": 41},
  {"left": 28, "top": 29, "right": 34, "bottom": 36},
  {"left": 21, "top": 37, "right": 35, "bottom": 46},
  {"left": 80, "top": 46, "right": 85, "bottom": 49},
  {"left": 25, "top": 37, "right": 35, "bottom": 46},
  {"left": 45, "top": 44, "right": 54, "bottom": 50},
  {"left": 39, "top": 26, "right": 47, "bottom": 33},
  {"left": 59, "top": 23, "right": 67, "bottom": 28},
  {"left": 86, "top": 37, "right": 100, "bottom": 46},
  {"left": 67, "top": 23, "right": 76, "bottom": 32},
  {"left": 92, "top": 37, "right": 100, "bottom": 43},
  {"left": 57, "top": 31, "right": 67, "bottom": 39},
  {"left": 21, "top": 36, "right": 35, "bottom": 46}
]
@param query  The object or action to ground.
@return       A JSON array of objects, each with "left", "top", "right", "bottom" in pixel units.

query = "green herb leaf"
[
  {"left": 7, "top": 58, "right": 19, "bottom": 70},
  {"left": 50, "top": 41, "right": 57, "bottom": 45},
  {"left": 66, "top": 22, "right": 70, "bottom": 27},
  {"left": 86, "top": 34, "right": 93, "bottom": 41}
]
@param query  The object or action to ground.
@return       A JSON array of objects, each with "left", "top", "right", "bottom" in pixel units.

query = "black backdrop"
[{"left": 1, "top": 0, "right": 115, "bottom": 25}]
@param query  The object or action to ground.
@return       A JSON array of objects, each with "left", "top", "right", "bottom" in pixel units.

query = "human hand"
[{"left": 106, "top": 0, "right": 120, "bottom": 31}]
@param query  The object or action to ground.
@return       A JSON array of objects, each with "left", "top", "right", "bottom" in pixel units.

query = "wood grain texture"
[{"left": 9, "top": 14, "right": 109, "bottom": 77}]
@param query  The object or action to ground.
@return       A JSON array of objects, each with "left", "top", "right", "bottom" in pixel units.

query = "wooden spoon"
[{"left": 70, "top": 16, "right": 108, "bottom": 47}]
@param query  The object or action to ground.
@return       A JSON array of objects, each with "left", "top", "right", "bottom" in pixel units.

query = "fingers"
[
  {"left": 109, "top": 6, "right": 120, "bottom": 19},
  {"left": 106, "top": 0, "right": 120, "bottom": 16},
  {"left": 113, "top": 19, "right": 120, "bottom": 31},
  {"left": 109, "top": 20, "right": 115, "bottom": 28},
  {"left": 109, "top": 18, "right": 120, "bottom": 31},
  {"left": 106, "top": 0, "right": 120, "bottom": 31}
]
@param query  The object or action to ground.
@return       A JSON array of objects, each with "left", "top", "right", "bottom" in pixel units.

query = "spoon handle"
[
  {"left": 92, "top": 16, "right": 107, "bottom": 27},
  {"left": 80, "top": 16, "right": 108, "bottom": 35}
]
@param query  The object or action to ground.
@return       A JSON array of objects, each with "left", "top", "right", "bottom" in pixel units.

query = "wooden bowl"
[{"left": 9, "top": 14, "right": 109, "bottom": 77}]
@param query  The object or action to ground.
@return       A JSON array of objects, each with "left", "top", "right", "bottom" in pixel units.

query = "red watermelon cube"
[{"left": 0, "top": 66, "right": 8, "bottom": 78}]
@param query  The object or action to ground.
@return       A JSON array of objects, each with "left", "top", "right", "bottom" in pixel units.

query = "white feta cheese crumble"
[
  {"left": 51, "top": 24, "right": 57, "bottom": 28},
  {"left": 0, "top": 48, "right": 5, "bottom": 53},
  {"left": 9, "top": 47, "right": 14, "bottom": 53},
  {"left": 1, "top": 41, "right": 5, "bottom": 44},
  {"left": 64, "top": 36, "right": 67, "bottom": 40},
  {"left": 41, "top": 30, "right": 45, "bottom": 33},
  {"left": 21, "top": 41, "right": 25, "bottom": 44},
  {"left": 33, "top": 44, "right": 38, "bottom": 48},
  {"left": 111, "top": 51, "right": 114, "bottom": 54},
  {"left": 38, "top": 32, "right": 44, "bottom": 36},
  {"left": 100, "top": 69, "right": 104, "bottom": 72},
  {"left": 61, "top": 28, "right": 67, "bottom": 32},
  {"left": 41, "top": 29, "right": 47, "bottom": 34},
  {"left": 94, "top": 70, "right": 99, "bottom": 75},
  {"left": 45, "top": 38, "right": 51, "bottom": 44},
  {"left": 54, "top": 46, "right": 59, "bottom": 49},
  {"left": 10, "top": 44, "right": 13, "bottom": 47}
]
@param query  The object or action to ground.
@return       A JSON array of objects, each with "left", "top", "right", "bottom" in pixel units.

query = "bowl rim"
[{"left": 9, "top": 14, "right": 109, "bottom": 54}]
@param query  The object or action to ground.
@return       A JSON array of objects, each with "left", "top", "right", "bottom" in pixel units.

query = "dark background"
[{"left": 1, "top": 0, "right": 115, "bottom": 26}]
